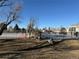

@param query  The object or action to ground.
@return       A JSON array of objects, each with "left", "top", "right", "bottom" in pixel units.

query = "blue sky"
[{"left": 1, "top": 0, "right": 79, "bottom": 28}]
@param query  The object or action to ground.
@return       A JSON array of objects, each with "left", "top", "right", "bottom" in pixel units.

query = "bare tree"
[
  {"left": 0, "top": 0, "right": 11, "bottom": 7},
  {"left": 27, "top": 18, "right": 37, "bottom": 37},
  {"left": 6, "top": 3, "right": 21, "bottom": 25},
  {"left": 0, "top": 1, "right": 22, "bottom": 35}
]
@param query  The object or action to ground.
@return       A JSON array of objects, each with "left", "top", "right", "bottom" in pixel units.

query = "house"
[{"left": 67, "top": 24, "right": 79, "bottom": 37}]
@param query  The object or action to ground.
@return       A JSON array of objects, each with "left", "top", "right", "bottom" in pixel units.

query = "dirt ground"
[{"left": 0, "top": 39, "right": 79, "bottom": 59}]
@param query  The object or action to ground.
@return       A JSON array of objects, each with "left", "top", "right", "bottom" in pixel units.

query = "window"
[{"left": 69, "top": 27, "right": 76, "bottom": 32}]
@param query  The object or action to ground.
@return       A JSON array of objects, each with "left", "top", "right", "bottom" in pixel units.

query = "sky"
[
  {"left": 20, "top": 0, "right": 79, "bottom": 28},
  {"left": 1, "top": 0, "right": 79, "bottom": 28}
]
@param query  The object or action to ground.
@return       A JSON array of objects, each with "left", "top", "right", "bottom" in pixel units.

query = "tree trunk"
[{"left": 0, "top": 24, "right": 7, "bottom": 35}]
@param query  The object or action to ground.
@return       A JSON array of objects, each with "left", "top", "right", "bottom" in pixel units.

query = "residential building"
[{"left": 67, "top": 24, "right": 79, "bottom": 36}]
